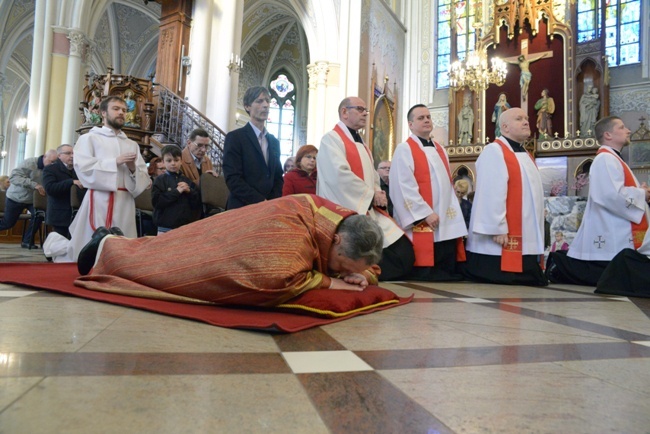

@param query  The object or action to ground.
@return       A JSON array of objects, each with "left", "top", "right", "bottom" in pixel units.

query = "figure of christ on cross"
[{"left": 504, "top": 40, "right": 553, "bottom": 105}]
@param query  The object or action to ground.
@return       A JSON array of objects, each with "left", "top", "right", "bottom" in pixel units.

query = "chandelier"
[{"left": 448, "top": 51, "right": 508, "bottom": 92}]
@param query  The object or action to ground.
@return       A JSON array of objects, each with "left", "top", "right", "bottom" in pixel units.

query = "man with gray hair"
[
  {"left": 42, "top": 144, "right": 85, "bottom": 239},
  {"left": 317, "top": 96, "right": 414, "bottom": 281},
  {"left": 75, "top": 195, "right": 384, "bottom": 305},
  {"left": 0, "top": 149, "right": 57, "bottom": 248},
  {"left": 223, "top": 86, "right": 283, "bottom": 209}
]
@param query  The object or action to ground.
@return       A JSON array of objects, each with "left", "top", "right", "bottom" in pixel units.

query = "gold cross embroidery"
[
  {"left": 506, "top": 238, "right": 519, "bottom": 250},
  {"left": 404, "top": 199, "right": 413, "bottom": 211},
  {"left": 446, "top": 207, "right": 457, "bottom": 219}
]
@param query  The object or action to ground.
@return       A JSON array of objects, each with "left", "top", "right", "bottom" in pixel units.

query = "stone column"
[
  {"left": 307, "top": 61, "right": 330, "bottom": 145},
  {"left": 184, "top": 0, "right": 213, "bottom": 113},
  {"left": 204, "top": 0, "right": 243, "bottom": 131},
  {"left": 61, "top": 29, "right": 86, "bottom": 146},
  {"left": 25, "top": 0, "right": 47, "bottom": 158},
  {"left": 0, "top": 73, "right": 6, "bottom": 173},
  {"left": 227, "top": 0, "right": 244, "bottom": 131}
]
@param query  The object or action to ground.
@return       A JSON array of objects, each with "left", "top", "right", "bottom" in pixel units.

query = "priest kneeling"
[
  {"left": 462, "top": 107, "right": 547, "bottom": 286},
  {"left": 596, "top": 229, "right": 650, "bottom": 297},
  {"left": 74, "top": 194, "right": 384, "bottom": 307}
]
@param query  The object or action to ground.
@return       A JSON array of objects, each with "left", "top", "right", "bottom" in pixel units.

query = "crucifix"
[{"left": 503, "top": 40, "right": 553, "bottom": 109}]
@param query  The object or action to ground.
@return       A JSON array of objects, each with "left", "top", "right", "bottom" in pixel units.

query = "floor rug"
[{"left": 0, "top": 263, "right": 412, "bottom": 333}]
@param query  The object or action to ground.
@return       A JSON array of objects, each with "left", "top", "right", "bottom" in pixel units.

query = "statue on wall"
[
  {"left": 124, "top": 89, "right": 140, "bottom": 127},
  {"left": 458, "top": 96, "right": 474, "bottom": 145},
  {"left": 579, "top": 85, "right": 600, "bottom": 136},
  {"left": 83, "top": 89, "right": 103, "bottom": 126},
  {"left": 492, "top": 93, "right": 511, "bottom": 138},
  {"left": 534, "top": 88, "right": 555, "bottom": 139}
]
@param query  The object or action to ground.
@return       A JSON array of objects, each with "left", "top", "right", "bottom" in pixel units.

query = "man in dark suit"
[
  {"left": 223, "top": 86, "right": 283, "bottom": 209},
  {"left": 42, "top": 144, "right": 85, "bottom": 238}
]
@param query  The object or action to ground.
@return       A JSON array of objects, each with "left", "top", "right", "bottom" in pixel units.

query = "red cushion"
[{"left": 276, "top": 286, "right": 402, "bottom": 318}]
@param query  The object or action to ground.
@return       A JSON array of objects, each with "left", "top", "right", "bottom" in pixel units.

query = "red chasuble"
[
  {"left": 407, "top": 137, "right": 466, "bottom": 267},
  {"left": 597, "top": 147, "right": 649, "bottom": 248},
  {"left": 495, "top": 139, "right": 525, "bottom": 272},
  {"left": 75, "top": 195, "right": 375, "bottom": 307}
]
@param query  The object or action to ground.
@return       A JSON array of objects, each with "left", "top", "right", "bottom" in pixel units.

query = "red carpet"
[{"left": 0, "top": 263, "right": 412, "bottom": 333}]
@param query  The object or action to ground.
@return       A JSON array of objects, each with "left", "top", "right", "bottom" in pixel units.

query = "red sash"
[
  {"left": 88, "top": 188, "right": 128, "bottom": 231},
  {"left": 334, "top": 124, "right": 368, "bottom": 180},
  {"left": 496, "top": 139, "right": 525, "bottom": 272},
  {"left": 407, "top": 137, "right": 466, "bottom": 266},
  {"left": 597, "top": 147, "right": 649, "bottom": 248},
  {"left": 332, "top": 124, "right": 393, "bottom": 223}
]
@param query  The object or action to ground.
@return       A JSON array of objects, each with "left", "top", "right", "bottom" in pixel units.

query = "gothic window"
[
  {"left": 436, "top": 0, "right": 477, "bottom": 88},
  {"left": 267, "top": 74, "right": 296, "bottom": 159},
  {"left": 577, "top": 0, "right": 640, "bottom": 66}
]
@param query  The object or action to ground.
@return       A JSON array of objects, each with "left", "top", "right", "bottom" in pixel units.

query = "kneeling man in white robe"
[
  {"left": 317, "top": 96, "right": 414, "bottom": 281},
  {"left": 390, "top": 104, "right": 467, "bottom": 281},
  {"left": 547, "top": 116, "right": 650, "bottom": 286},
  {"left": 463, "top": 108, "right": 547, "bottom": 286}
]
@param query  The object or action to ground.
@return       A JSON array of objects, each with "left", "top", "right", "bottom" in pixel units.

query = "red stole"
[
  {"left": 407, "top": 137, "right": 466, "bottom": 266},
  {"left": 495, "top": 139, "right": 525, "bottom": 272},
  {"left": 332, "top": 124, "right": 392, "bottom": 221},
  {"left": 597, "top": 147, "right": 649, "bottom": 248},
  {"left": 334, "top": 124, "right": 368, "bottom": 180}
]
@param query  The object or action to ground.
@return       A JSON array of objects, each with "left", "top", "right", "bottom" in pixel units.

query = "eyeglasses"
[
  {"left": 346, "top": 106, "right": 369, "bottom": 113},
  {"left": 192, "top": 142, "right": 212, "bottom": 150},
  {"left": 59, "top": 152, "right": 73, "bottom": 155}
]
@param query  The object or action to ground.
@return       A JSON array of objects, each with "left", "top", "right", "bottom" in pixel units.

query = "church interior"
[{"left": 1, "top": 0, "right": 650, "bottom": 432}]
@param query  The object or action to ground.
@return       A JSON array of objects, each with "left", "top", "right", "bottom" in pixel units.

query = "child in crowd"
[
  {"left": 550, "top": 231, "right": 569, "bottom": 252},
  {"left": 152, "top": 145, "right": 202, "bottom": 234}
]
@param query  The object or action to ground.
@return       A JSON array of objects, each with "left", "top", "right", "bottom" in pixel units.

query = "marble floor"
[{"left": 1, "top": 242, "right": 650, "bottom": 433}]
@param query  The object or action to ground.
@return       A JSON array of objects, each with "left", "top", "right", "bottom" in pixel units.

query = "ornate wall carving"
[
  {"left": 610, "top": 87, "right": 650, "bottom": 118},
  {"left": 431, "top": 107, "right": 449, "bottom": 129}
]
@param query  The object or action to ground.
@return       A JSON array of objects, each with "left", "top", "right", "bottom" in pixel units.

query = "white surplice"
[
  {"left": 317, "top": 121, "right": 402, "bottom": 247},
  {"left": 389, "top": 134, "right": 467, "bottom": 242},
  {"left": 466, "top": 137, "right": 545, "bottom": 256},
  {"left": 568, "top": 145, "right": 648, "bottom": 261},
  {"left": 44, "top": 126, "right": 150, "bottom": 262}
]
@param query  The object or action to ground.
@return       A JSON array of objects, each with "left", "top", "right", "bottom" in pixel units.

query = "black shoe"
[
  {"left": 545, "top": 260, "right": 559, "bottom": 283},
  {"left": 109, "top": 227, "right": 124, "bottom": 236},
  {"left": 77, "top": 227, "right": 111, "bottom": 275},
  {"left": 20, "top": 242, "right": 39, "bottom": 249}
]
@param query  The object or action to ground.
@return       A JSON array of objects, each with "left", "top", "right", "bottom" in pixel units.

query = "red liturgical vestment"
[{"left": 75, "top": 195, "right": 376, "bottom": 307}]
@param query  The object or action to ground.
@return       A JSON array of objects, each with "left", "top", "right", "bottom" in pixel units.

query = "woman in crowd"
[
  {"left": 283, "top": 157, "right": 296, "bottom": 174},
  {"left": 282, "top": 145, "right": 318, "bottom": 196}
]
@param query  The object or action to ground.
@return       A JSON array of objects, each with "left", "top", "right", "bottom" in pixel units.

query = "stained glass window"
[
  {"left": 436, "top": 0, "right": 477, "bottom": 88},
  {"left": 266, "top": 74, "right": 296, "bottom": 160},
  {"left": 578, "top": 0, "right": 640, "bottom": 66},
  {"left": 436, "top": 0, "right": 452, "bottom": 88}
]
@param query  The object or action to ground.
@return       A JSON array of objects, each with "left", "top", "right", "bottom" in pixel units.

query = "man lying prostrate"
[
  {"left": 74, "top": 194, "right": 384, "bottom": 307},
  {"left": 595, "top": 229, "right": 650, "bottom": 298}
]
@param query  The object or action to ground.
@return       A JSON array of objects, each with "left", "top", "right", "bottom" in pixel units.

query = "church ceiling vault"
[{"left": 240, "top": 0, "right": 309, "bottom": 103}]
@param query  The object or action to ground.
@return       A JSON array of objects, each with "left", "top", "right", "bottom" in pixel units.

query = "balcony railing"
[{"left": 153, "top": 84, "right": 226, "bottom": 174}]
